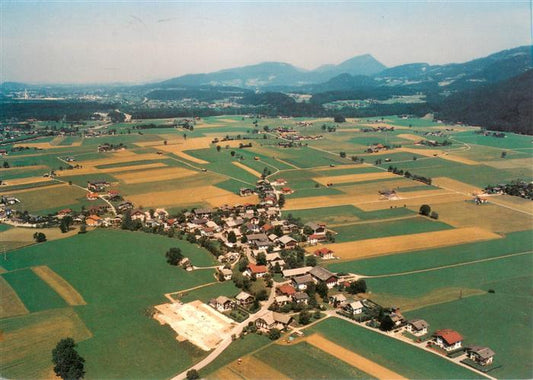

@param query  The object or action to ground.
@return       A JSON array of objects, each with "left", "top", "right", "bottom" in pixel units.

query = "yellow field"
[
  {"left": 14, "top": 140, "right": 81, "bottom": 149},
  {"left": 306, "top": 334, "right": 407, "bottom": 380},
  {"left": 0, "top": 226, "right": 80, "bottom": 251},
  {"left": 32, "top": 266, "right": 86, "bottom": 306},
  {"left": 127, "top": 185, "right": 258, "bottom": 208},
  {"left": 113, "top": 167, "right": 197, "bottom": 184},
  {"left": 484, "top": 157, "right": 533, "bottom": 169},
  {"left": 79, "top": 152, "right": 164, "bottom": 167},
  {"left": 99, "top": 162, "right": 167, "bottom": 173},
  {"left": 3, "top": 177, "right": 54, "bottom": 186},
  {"left": 208, "top": 355, "right": 290, "bottom": 380},
  {"left": 398, "top": 148, "right": 480, "bottom": 165},
  {"left": 285, "top": 188, "right": 460, "bottom": 211},
  {"left": 0, "top": 276, "right": 29, "bottom": 319},
  {"left": 437, "top": 201, "right": 533, "bottom": 233},
  {"left": 0, "top": 308, "right": 92, "bottom": 379},
  {"left": 232, "top": 162, "right": 262, "bottom": 177},
  {"left": 397, "top": 133, "right": 425, "bottom": 142},
  {"left": 309, "top": 227, "right": 501, "bottom": 260},
  {"left": 488, "top": 194, "right": 533, "bottom": 215},
  {"left": 313, "top": 171, "right": 396, "bottom": 186},
  {"left": 432, "top": 177, "right": 483, "bottom": 194},
  {"left": 1, "top": 165, "right": 48, "bottom": 172},
  {"left": 2, "top": 183, "right": 65, "bottom": 195}
]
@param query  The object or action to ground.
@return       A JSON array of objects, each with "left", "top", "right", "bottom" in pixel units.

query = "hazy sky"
[{"left": 1, "top": 1, "right": 531, "bottom": 84}]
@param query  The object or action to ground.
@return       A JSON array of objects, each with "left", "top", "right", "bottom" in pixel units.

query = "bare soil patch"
[
  {"left": 0, "top": 276, "right": 29, "bottom": 318},
  {"left": 210, "top": 355, "right": 290, "bottom": 380},
  {"left": 113, "top": 167, "right": 197, "bottom": 184}
]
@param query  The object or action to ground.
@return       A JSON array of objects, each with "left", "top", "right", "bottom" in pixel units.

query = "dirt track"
[{"left": 306, "top": 334, "right": 407, "bottom": 380}]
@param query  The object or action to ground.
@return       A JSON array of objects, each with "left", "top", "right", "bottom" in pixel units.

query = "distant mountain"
[
  {"left": 375, "top": 45, "right": 532, "bottom": 91},
  {"left": 437, "top": 69, "right": 533, "bottom": 134},
  {"left": 156, "top": 54, "right": 387, "bottom": 89}
]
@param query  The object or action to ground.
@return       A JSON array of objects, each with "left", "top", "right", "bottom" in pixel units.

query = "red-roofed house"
[
  {"left": 86, "top": 192, "right": 99, "bottom": 201},
  {"left": 85, "top": 215, "right": 102, "bottom": 227},
  {"left": 314, "top": 247, "right": 334, "bottom": 260},
  {"left": 273, "top": 178, "right": 287, "bottom": 186},
  {"left": 277, "top": 283, "right": 296, "bottom": 296},
  {"left": 308, "top": 234, "right": 327, "bottom": 245},
  {"left": 433, "top": 329, "right": 463, "bottom": 351},
  {"left": 245, "top": 263, "right": 268, "bottom": 278},
  {"left": 281, "top": 187, "right": 294, "bottom": 195}
]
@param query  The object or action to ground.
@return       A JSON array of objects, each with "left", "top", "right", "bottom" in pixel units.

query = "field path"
[
  {"left": 306, "top": 334, "right": 407, "bottom": 380},
  {"left": 51, "top": 178, "right": 117, "bottom": 215},
  {"left": 360, "top": 250, "right": 533, "bottom": 279}
]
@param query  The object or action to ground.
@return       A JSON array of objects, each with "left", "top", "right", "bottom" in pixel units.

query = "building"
[
  {"left": 85, "top": 215, "right": 102, "bottom": 227},
  {"left": 309, "top": 266, "right": 338, "bottom": 288},
  {"left": 433, "top": 329, "right": 463, "bottom": 351},
  {"left": 277, "top": 283, "right": 296, "bottom": 296},
  {"left": 209, "top": 296, "right": 235, "bottom": 313},
  {"left": 275, "top": 295, "right": 291, "bottom": 306},
  {"left": 292, "top": 292, "right": 309, "bottom": 304},
  {"left": 282, "top": 266, "right": 312, "bottom": 279},
  {"left": 344, "top": 300, "right": 364, "bottom": 315},
  {"left": 466, "top": 346, "right": 495, "bottom": 366},
  {"left": 217, "top": 267, "right": 233, "bottom": 281},
  {"left": 292, "top": 274, "right": 314, "bottom": 291},
  {"left": 305, "top": 222, "right": 326, "bottom": 235},
  {"left": 314, "top": 247, "right": 334, "bottom": 260},
  {"left": 405, "top": 319, "right": 429, "bottom": 336},
  {"left": 235, "top": 291, "right": 255, "bottom": 307},
  {"left": 329, "top": 293, "right": 347, "bottom": 308},
  {"left": 255, "top": 311, "right": 293, "bottom": 330},
  {"left": 278, "top": 235, "right": 297, "bottom": 248},
  {"left": 245, "top": 263, "right": 268, "bottom": 278}
]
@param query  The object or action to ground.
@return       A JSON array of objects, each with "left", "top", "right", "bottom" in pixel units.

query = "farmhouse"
[
  {"left": 329, "top": 293, "right": 347, "bottom": 308},
  {"left": 87, "top": 181, "right": 110, "bottom": 192},
  {"left": 86, "top": 192, "right": 99, "bottom": 201},
  {"left": 344, "top": 300, "right": 364, "bottom": 315},
  {"left": 282, "top": 266, "right": 312, "bottom": 279},
  {"left": 292, "top": 291, "right": 309, "bottom": 304},
  {"left": 275, "top": 295, "right": 291, "bottom": 306},
  {"left": 309, "top": 266, "right": 338, "bottom": 288},
  {"left": 85, "top": 215, "right": 103, "bottom": 227},
  {"left": 255, "top": 310, "right": 293, "bottom": 331},
  {"left": 278, "top": 235, "right": 297, "bottom": 248},
  {"left": 245, "top": 263, "right": 268, "bottom": 278},
  {"left": 405, "top": 319, "right": 429, "bottom": 336},
  {"left": 209, "top": 296, "right": 235, "bottom": 313},
  {"left": 314, "top": 247, "right": 334, "bottom": 259},
  {"left": 217, "top": 267, "right": 233, "bottom": 281},
  {"left": 194, "top": 208, "right": 213, "bottom": 218},
  {"left": 292, "top": 274, "right": 314, "bottom": 291},
  {"left": 235, "top": 291, "right": 255, "bottom": 307},
  {"left": 277, "top": 283, "right": 296, "bottom": 296},
  {"left": 281, "top": 187, "right": 294, "bottom": 195},
  {"left": 466, "top": 346, "right": 495, "bottom": 366},
  {"left": 433, "top": 329, "right": 463, "bottom": 351}
]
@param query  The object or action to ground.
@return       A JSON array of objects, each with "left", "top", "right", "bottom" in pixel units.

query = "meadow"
[{"left": 0, "top": 230, "right": 219, "bottom": 379}]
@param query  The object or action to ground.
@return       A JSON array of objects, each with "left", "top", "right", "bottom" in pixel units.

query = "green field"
[
  {"left": 180, "top": 280, "right": 239, "bottom": 304},
  {"left": 284, "top": 204, "right": 415, "bottom": 225},
  {"left": 2, "top": 269, "right": 67, "bottom": 312},
  {"left": 332, "top": 216, "right": 453, "bottom": 242},
  {"left": 327, "top": 230, "right": 532, "bottom": 276},
  {"left": 254, "top": 341, "right": 375, "bottom": 379},
  {"left": 308, "top": 318, "right": 482, "bottom": 379},
  {"left": 0, "top": 230, "right": 218, "bottom": 379}
]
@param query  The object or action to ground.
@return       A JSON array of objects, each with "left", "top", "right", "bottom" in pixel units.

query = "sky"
[{"left": 1, "top": 1, "right": 532, "bottom": 84}]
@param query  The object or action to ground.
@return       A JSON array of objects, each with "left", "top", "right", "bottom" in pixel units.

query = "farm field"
[
  {"left": 2, "top": 115, "right": 532, "bottom": 379},
  {"left": 307, "top": 318, "right": 482, "bottom": 379},
  {"left": 0, "top": 230, "right": 219, "bottom": 379}
]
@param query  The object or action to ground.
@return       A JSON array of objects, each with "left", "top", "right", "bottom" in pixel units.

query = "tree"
[
  {"left": 298, "top": 310, "right": 311, "bottom": 325},
  {"left": 333, "top": 115, "right": 346, "bottom": 123},
  {"left": 33, "top": 232, "right": 47, "bottom": 243},
  {"left": 339, "top": 151, "right": 346, "bottom": 158},
  {"left": 419, "top": 204, "right": 431, "bottom": 216},
  {"left": 306, "top": 255, "right": 317, "bottom": 267},
  {"left": 3, "top": 161, "right": 9, "bottom": 168},
  {"left": 268, "top": 328, "right": 281, "bottom": 340},
  {"left": 256, "top": 289, "right": 268, "bottom": 301},
  {"left": 216, "top": 145, "right": 221, "bottom": 152},
  {"left": 430, "top": 211, "right": 439, "bottom": 220},
  {"left": 278, "top": 194, "right": 285, "bottom": 208},
  {"left": 230, "top": 150, "right": 236, "bottom": 157},
  {"left": 238, "top": 257, "right": 249, "bottom": 272},
  {"left": 347, "top": 279, "right": 367, "bottom": 294},
  {"left": 78, "top": 222, "right": 87, "bottom": 234},
  {"left": 227, "top": 230, "right": 237, "bottom": 244},
  {"left": 501, "top": 151, "right": 507, "bottom": 158},
  {"left": 52, "top": 338, "right": 85, "bottom": 380},
  {"left": 165, "top": 247, "right": 183, "bottom": 266},
  {"left": 60, "top": 216, "right": 73, "bottom": 233},
  {"left": 186, "top": 369, "right": 199, "bottom": 380},
  {"left": 240, "top": 234, "right": 248, "bottom": 244},
  {"left": 256, "top": 252, "right": 267, "bottom": 266},
  {"left": 316, "top": 282, "right": 329, "bottom": 300}
]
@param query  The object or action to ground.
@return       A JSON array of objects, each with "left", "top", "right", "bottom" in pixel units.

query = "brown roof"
[
  {"left": 248, "top": 263, "right": 267, "bottom": 274},
  {"left": 278, "top": 284, "right": 296, "bottom": 295},
  {"left": 434, "top": 329, "right": 463, "bottom": 345}
]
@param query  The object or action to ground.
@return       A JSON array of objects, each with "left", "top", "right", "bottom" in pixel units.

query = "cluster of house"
[
  {"left": 366, "top": 143, "right": 389, "bottom": 153},
  {"left": 97, "top": 143, "right": 127, "bottom": 153}
]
